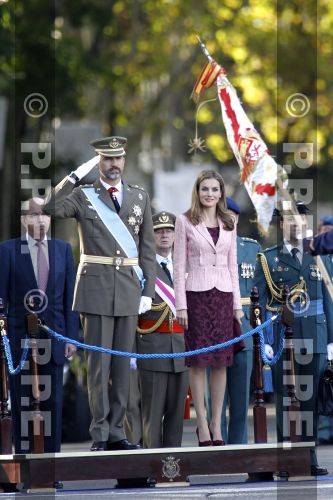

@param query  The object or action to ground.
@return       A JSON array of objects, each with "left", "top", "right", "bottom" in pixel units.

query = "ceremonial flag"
[
  {"left": 191, "top": 60, "right": 225, "bottom": 103},
  {"left": 216, "top": 74, "right": 277, "bottom": 234}
]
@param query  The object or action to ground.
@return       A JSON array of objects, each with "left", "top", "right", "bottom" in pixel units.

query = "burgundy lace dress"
[{"left": 185, "top": 227, "right": 234, "bottom": 368}]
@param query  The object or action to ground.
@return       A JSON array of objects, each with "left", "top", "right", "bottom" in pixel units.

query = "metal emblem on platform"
[{"left": 161, "top": 456, "right": 181, "bottom": 481}]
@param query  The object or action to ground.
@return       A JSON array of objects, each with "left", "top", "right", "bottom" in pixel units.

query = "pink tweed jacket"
[{"left": 173, "top": 214, "right": 242, "bottom": 311}]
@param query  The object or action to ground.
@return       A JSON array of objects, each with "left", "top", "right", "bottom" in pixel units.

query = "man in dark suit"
[
  {"left": 254, "top": 203, "right": 333, "bottom": 475},
  {"left": 137, "top": 211, "right": 188, "bottom": 448},
  {"left": 43, "top": 136, "right": 156, "bottom": 451},
  {"left": 0, "top": 197, "right": 78, "bottom": 453}
]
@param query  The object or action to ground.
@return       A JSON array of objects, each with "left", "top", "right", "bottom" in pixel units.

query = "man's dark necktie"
[
  {"left": 161, "top": 261, "right": 172, "bottom": 283},
  {"left": 108, "top": 187, "right": 120, "bottom": 212},
  {"left": 291, "top": 247, "right": 301, "bottom": 266}
]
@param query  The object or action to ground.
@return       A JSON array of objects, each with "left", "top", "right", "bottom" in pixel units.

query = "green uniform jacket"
[
  {"left": 44, "top": 177, "right": 156, "bottom": 316},
  {"left": 136, "top": 262, "right": 187, "bottom": 373}
]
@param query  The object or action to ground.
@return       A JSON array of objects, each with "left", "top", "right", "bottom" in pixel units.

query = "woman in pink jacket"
[{"left": 174, "top": 170, "right": 243, "bottom": 446}]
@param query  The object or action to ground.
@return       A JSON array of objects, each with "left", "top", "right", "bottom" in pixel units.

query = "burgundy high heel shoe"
[
  {"left": 196, "top": 428, "right": 212, "bottom": 447},
  {"left": 209, "top": 429, "right": 225, "bottom": 446}
]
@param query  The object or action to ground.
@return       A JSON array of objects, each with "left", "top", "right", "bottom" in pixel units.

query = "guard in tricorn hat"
[
  {"left": 43, "top": 136, "right": 156, "bottom": 452},
  {"left": 135, "top": 210, "right": 188, "bottom": 448},
  {"left": 254, "top": 200, "right": 333, "bottom": 476}
]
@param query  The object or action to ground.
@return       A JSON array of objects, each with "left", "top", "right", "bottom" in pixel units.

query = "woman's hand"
[
  {"left": 177, "top": 309, "right": 188, "bottom": 330},
  {"left": 233, "top": 309, "right": 244, "bottom": 326}
]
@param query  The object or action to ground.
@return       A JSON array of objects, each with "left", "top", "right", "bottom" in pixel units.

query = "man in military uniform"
[
  {"left": 136, "top": 211, "right": 188, "bottom": 448},
  {"left": 44, "top": 136, "right": 156, "bottom": 451},
  {"left": 220, "top": 198, "right": 261, "bottom": 444},
  {"left": 314, "top": 216, "right": 333, "bottom": 444},
  {"left": 254, "top": 203, "right": 333, "bottom": 475}
]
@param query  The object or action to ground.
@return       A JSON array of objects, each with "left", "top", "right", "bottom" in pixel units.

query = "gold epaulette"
[{"left": 258, "top": 252, "right": 307, "bottom": 309}]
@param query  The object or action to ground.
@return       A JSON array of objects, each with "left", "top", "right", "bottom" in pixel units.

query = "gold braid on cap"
[
  {"left": 136, "top": 302, "right": 174, "bottom": 334},
  {"left": 258, "top": 253, "right": 307, "bottom": 312}
]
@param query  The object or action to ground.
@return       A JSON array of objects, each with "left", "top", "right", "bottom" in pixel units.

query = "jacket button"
[
  {"left": 116, "top": 266, "right": 119, "bottom": 270},
  {"left": 116, "top": 250, "right": 120, "bottom": 255}
]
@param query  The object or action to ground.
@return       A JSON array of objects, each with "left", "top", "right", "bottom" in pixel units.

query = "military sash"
[
  {"left": 82, "top": 187, "right": 144, "bottom": 287},
  {"left": 155, "top": 277, "right": 176, "bottom": 318}
]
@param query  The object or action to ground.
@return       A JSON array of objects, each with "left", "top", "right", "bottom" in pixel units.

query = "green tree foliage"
[{"left": 1, "top": 0, "right": 332, "bottom": 238}]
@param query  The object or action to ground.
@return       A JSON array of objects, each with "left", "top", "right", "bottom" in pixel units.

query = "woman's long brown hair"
[{"left": 185, "top": 170, "right": 235, "bottom": 231}]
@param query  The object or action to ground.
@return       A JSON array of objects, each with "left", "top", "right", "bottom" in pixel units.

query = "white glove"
[
  {"left": 327, "top": 343, "right": 333, "bottom": 361},
  {"left": 264, "top": 344, "right": 274, "bottom": 360},
  {"left": 138, "top": 296, "right": 152, "bottom": 314},
  {"left": 71, "top": 155, "right": 100, "bottom": 181},
  {"left": 129, "top": 357, "right": 137, "bottom": 370}
]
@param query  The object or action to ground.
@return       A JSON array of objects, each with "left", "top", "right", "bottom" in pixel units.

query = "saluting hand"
[{"left": 177, "top": 309, "right": 188, "bottom": 330}]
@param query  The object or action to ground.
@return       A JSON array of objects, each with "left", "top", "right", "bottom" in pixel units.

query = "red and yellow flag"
[{"left": 191, "top": 60, "right": 225, "bottom": 103}]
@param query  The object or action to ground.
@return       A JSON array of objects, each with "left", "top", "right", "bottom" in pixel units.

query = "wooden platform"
[{"left": 0, "top": 442, "right": 314, "bottom": 490}]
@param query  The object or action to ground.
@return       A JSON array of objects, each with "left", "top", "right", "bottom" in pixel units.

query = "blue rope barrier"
[
  {"left": 2, "top": 335, "right": 29, "bottom": 375},
  {"left": 259, "top": 324, "right": 285, "bottom": 366},
  {"left": 41, "top": 316, "right": 283, "bottom": 361}
]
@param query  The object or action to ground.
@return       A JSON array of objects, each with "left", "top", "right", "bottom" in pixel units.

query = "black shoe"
[
  {"left": 311, "top": 465, "right": 328, "bottom": 476},
  {"left": 90, "top": 441, "right": 108, "bottom": 451},
  {"left": 108, "top": 439, "right": 141, "bottom": 451}
]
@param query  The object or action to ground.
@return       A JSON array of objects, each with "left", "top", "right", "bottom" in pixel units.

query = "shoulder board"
[
  {"left": 79, "top": 184, "right": 93, "bottom": 189},
  {"left": 128, "top": 183, "right": 146, "bottom": 191},
  {"left": 241, "top": 237, "right": 259, "bottom": 244},
  {"left": 264, "top": 244, "right": 278, "bottom": 253}
]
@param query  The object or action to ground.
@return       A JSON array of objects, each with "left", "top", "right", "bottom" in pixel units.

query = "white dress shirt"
[{"left": 156, "top": 253, "right": 173, "bottom": 280}]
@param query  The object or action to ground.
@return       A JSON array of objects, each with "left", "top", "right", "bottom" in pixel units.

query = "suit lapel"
[
  {"left": 17, "top": 238, "right": 38, "bottom": 289},
  {"left": 194, "top": 222, "right": 216, "bottom": 250},
  {"left": 278, "top": 246, "right": 300, "bottom": 271},
  {"left": 46, "top": 238, "right": 55, "bottom": 294},
  {"left": 95, "top": 179, "right": 116, "bottom": 212},
  {"left": 300, "top": 251, "right": 313, "bottom": 273},
  {"left": 156, "top": 261, "right": 173, "bottom": 286},
  {"left": 119, "top": 180, "right": 131, "bottom": 216}
]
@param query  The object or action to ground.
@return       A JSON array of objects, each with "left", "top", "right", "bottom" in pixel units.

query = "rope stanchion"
[
  {"left": 40, "top": 317, "right": 281, "bottom": 360},
  {"left": 1, "top": 316, "right": 283, "bottom": 374}
]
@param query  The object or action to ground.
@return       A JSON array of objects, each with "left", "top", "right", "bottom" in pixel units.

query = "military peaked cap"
[
  {"left": 90, "top": 136, "right": 127, "bottom": 157},
  {"left": 152, "top": 211, "right": 176, "bottom": 230}
]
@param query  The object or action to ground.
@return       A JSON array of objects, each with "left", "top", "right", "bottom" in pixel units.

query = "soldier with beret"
[
  {"left": 136, "top": 211, "right": 188, "bottom": 448},
  {"left": 44, "top": 136, "right": 156, "bottom": 451},
  {"left": 254, "top": 202, "right": 333, "bottom": 475}
]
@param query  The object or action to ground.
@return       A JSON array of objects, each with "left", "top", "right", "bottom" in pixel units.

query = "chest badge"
[{"left": 132, "top": 205, "right": 142, "bottom": 217}]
